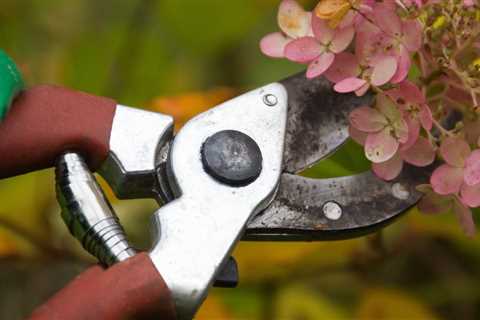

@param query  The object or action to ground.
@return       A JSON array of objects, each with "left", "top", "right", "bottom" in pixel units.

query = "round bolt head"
[
  {"left": 201, "top": 130, "right": 263, "bottom": 186},
  {"left": 322, "top": 201, "right": 342, "bottom": 220}
]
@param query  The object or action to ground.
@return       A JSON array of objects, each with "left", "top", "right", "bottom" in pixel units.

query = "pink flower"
[
  {"left": 349, "top": 93, "right": 435, "bottom": 180},
  {"left": 324, "top": 51, "right": 398, "bottom": 96},
  {"left": 371, "top": 136, "right": 435, "bottom": 181},
  {"left": 431, "top": 137, "right": 480, "bottom": 208},
  {"left": 349, "top": 93, "right": 409, "bottom": 163},
  {"left": 355, "top": 3, "right": 423, "bottom": 84},
  {"left": 259, "top": 0, "right": 312, "bottom": 58},
  {"left": 387, "top": 81, "right": 433, "bottom": 149},
  {"left": 284, "top": 15, "right": 355, "bottom": 78}
]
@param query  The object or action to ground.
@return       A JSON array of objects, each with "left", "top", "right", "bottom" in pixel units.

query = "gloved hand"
[{"left": 0, "top": 49, "right": 23, "bottom": 122}]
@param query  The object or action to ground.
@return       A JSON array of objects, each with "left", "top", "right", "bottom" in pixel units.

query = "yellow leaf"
[
  {"left": 314, "top": 0, "right": 355, "bottom": 28},
  {"left": 196, "top": 293, "right": 233, "bottom": 320},
  {"left": 356, "top": 288, "right": 439, "bottom": 320},
  {"left": 277, "top": 285, "right": 349, "bottom": 320},
  {"left": 149, "top": 87, "right": 237, "bottom": 131}
]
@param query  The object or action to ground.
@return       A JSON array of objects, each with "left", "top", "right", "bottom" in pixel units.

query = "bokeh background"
[{"left": 0, "top": 0, "right": 479, "bottom": 319}]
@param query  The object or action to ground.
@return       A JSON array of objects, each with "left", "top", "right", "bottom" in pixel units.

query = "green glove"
[{"left": 0, "top": 49, "right": 24, "bottom": 121}]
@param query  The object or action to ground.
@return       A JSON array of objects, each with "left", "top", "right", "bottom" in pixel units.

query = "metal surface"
[
  {"left": 213, "top": 257, "right": 238, "bottom": 288},
  {"left": 280, "top": 73, "right": 373, "bottom": 173},
  {"left": 99, "top": 105, "right": 173, "bottom": 199},
  {"left": 244, "top": 164, "right": 433, "bottom": 241},
  {"left": 56, "top": 152, "right": 136, "bottom": 265},
  {"left": 201, "top": 130, "right": 263, "bottom": 186},
  {"left": 149, "top": 82, "right": 288, "bottom": 319}
]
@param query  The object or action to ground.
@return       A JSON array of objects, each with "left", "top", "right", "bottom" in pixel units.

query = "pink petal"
[
  {"left": 464, "top": 149, "right": 480, "bottom": 186},
  {"left": 355, "top": 83, "right": 370, "bottom": 96},
  {"left": 334, "top": 77, "right": 367, "bottom": 93},
  {"left": 388, "top": 80, "right": 425, "bottom": 104},
  {"left": 419, "top": 104, "right": 433, "bottom": 131},
  {"left": 400, "top": 117, "right": 420, "bottom": 151},
  {"left": 312, "top": 15, "right": 334, "bottom": 45},
  {"left": 355, "top": 23, "right": 383, "bottom": 63},
  {"left": 349, "top": 125, "right": 367, "bottom": 145},
  {"left": 278, "top": 0, "right": 311, "bottom": 38},
  {"left": 349, "top": 106, "right": 388, "bottom": 133},
  {"left": 453, "top": 198, "right": 476, "bottom": 237},
  {"left": 339, "top": 10, "right": 356, "bottom": 28},
  {"left": 365, "top": 128, "right": 400, "bottom": 163},
  {"left": 324, "top": 52, "right": 360, "bottom": 83},
  {"left": 464, "top": 0, "right": 475, "bottom": 7},
  {"left": 330, "top": 26, "right": 355, "bottom": 53},
  {"left": 402, "top": 19, "right": 423, "bottom": 52},
  {"left": 306, "top": 52, "right": 335, "bottom": 78},
  {"left": 372, "top": 3, "right": 402, "bottom": 37},
  {"left": 370, "top": 56, "right": 398, "bottom": 86},
  {"left": 390, "top": 47, "right": 411, "bottom": 84},
  {"left": 440, "top": 137, "right": 471, "bottom": 168},
  {"left": 372, "top": 153, "right": 404, "bottom": 181},
  {"left": 430, "top": 164, "right": 464, "bottom": 195},
  {"left": 461, "top": 183, "right": 480, "bottom": 207},
  {"left": 284, "top": 37, "right": 322, "bottom": 63},
  {"left": 260, "top": 32, "right": 290, "bottom": 58},
  {"left": 401, "top": 136, "right": 435, "bottom": 167}
]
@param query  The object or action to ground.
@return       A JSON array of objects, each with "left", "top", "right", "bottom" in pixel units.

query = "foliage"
[{"left": 1, "top": 1, "right": 480, "bottom": 319}]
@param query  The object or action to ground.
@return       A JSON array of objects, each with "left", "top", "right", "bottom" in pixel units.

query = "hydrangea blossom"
[{"left": 260, "top": 0, "right": 480, "bottom": 235}]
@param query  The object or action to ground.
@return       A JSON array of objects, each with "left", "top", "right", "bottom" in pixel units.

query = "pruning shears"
[{"left": 0, "top": 68, "right": 432, "bottom": 319}]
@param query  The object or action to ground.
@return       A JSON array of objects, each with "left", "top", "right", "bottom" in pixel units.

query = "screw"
[
  {"left": 322, "top": 201, "right": 342, "bottom": 220},
  {"left": 263, "top": 94, "right": 278, "bottom": 106},
  {"left": 392, "top": 182, "right": 410, "bottom": 200}
]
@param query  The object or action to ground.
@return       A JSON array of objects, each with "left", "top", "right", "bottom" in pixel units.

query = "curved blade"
[
  {"left": 244, "top": 165, "right": 434, "bottom": 241},
  {"left": 280, "top": 73, "right": 373, "bottom": 173}
]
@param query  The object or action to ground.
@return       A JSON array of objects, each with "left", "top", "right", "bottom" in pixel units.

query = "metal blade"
[
  {"left": 244, "top": 164, "right": 434, "bottom": 241},
  {"left": 280, "top": 73, "right": 373, "bottom": 173}
]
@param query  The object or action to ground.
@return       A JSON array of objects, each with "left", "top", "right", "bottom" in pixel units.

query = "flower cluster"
[{"left": 260, "top": 0, "right": 480, "bottom": 235}]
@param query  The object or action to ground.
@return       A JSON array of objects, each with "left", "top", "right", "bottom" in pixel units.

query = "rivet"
[
  {"left": 263, "top": 94, "right": 278, "bottom": 106},
  {"left": 322, "top": 201, "right": 342, "bottom": 220},
  {"left": 392, "top": 182, "right": 410, "bottom": 200}
]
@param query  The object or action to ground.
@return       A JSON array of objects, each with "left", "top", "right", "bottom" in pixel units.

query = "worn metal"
[
  {"left": 201, "top": 130, "right": 263, "bottom": 186},
  {"left": 244, "top": 164, "right": 433, "bottom": 241},
  {"left": 56, "top": 152, "right": 136, "bottom": 266},
  {"left": 149, "top": 82, "right": 288, "bottom": 319},
  {"left": 280, "top": 73, "right": 373, "bottom": 173}
]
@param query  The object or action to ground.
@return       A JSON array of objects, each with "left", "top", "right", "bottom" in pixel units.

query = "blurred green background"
[{"left": 0, "top": 0, "right": 479, "bottom": 319}]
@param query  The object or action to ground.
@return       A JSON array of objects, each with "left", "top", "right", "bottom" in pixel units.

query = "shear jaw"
[{"left": 149, "top": 83, "right": 288, "bottom": 319}]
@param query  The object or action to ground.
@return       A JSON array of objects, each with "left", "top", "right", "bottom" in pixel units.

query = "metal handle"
[{"left": 56, "top": 152, "right": 136, "bottom": 266}]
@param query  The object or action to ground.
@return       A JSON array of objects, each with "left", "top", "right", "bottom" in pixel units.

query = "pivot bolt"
[
  {"left": 201, "top": 130, "right": 263, "bottom": 186},
  {"left": 322, "top": 201, "right": 342, "bottom": 220}
]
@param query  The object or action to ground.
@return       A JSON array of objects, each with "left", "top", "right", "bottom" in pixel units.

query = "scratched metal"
[
  {"left": 280, "top": 73, "right": 374, "bottom": 174},
  {"left": 244, "top": 164, "right": 433, "bottom": 241}
]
